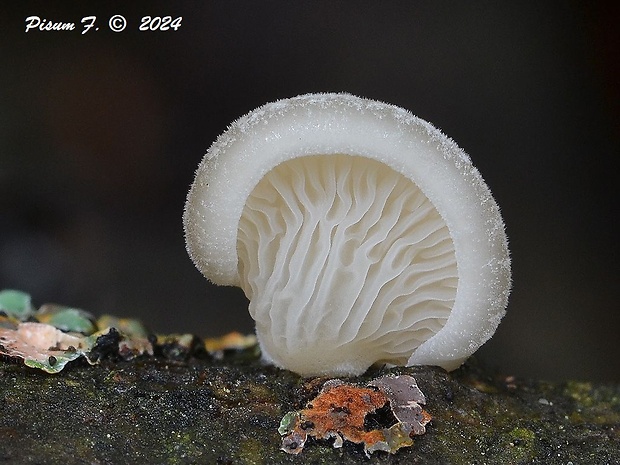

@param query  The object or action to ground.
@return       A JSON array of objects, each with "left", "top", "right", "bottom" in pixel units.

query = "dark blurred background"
[{"left": 1, "top": 2, "right": 617, "bottom": 381}]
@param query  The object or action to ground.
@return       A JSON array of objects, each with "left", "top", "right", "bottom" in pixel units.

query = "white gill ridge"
[{"left": 237, "top": 154, "right": 457, "bottom": 371}]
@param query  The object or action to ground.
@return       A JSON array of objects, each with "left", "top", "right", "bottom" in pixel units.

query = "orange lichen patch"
[
  {"left": 279, "top": 375, "right": 431, "bottom": 456},
  {"left": 204, "top": 331, "right": 257, "bottom": 354},
  {"left": 304, "top": 380, "right": 388, "bottom": 443}
]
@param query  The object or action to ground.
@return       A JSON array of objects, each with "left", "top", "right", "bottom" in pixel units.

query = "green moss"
[
  {"left": 501, "top": 427, "right": 537, "bottom": 462},
  {"left": 565, "top": 381, "right": 595, "bottom": 407},
  {"left": 237, "top": 437, "right": 266, "bottom": 465}
]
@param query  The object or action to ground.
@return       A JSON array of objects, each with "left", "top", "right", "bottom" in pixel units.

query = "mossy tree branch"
[{"left": 1, "top": 353, "right": 618, "bottom": 464}]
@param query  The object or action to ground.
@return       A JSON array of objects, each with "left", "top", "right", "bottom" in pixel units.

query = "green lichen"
[
  {"left": 36, "top": 305, "right": 96, "bottom": 334},
  {"left": 23, "top": 349, "right": 83, "bottom": 372},
  {"left": 278, "top": 411, "right": 299, "bottom": 435},
  {"left": 0, "top": 289, "right": 34, "bottom": 319}
]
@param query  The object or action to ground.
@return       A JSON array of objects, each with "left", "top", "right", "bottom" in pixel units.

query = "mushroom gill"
[
  {"left": 237, "top": 154, "right": 457, "bottom": 376},
  {"left": 183, "top": 92, "right": 511, "bottom": 377}
]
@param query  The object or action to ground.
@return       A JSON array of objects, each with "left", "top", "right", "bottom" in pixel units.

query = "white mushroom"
[{"left": 184, "top": 93, "right": 511, "bottom": 377}]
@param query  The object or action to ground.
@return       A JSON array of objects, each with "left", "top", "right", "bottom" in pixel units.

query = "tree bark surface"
[{"left": 1, "top": 352, "right": 618, "bottom": 464}]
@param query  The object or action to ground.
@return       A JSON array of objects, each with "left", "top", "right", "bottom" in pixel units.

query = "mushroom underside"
[{"left": 237, "top": 154, "right": 458, "bottom": 376}]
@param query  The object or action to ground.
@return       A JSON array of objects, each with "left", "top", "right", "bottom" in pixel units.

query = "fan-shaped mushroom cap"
[{"left": 184, "top": 93, "right": 511, "bottom": 377}]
